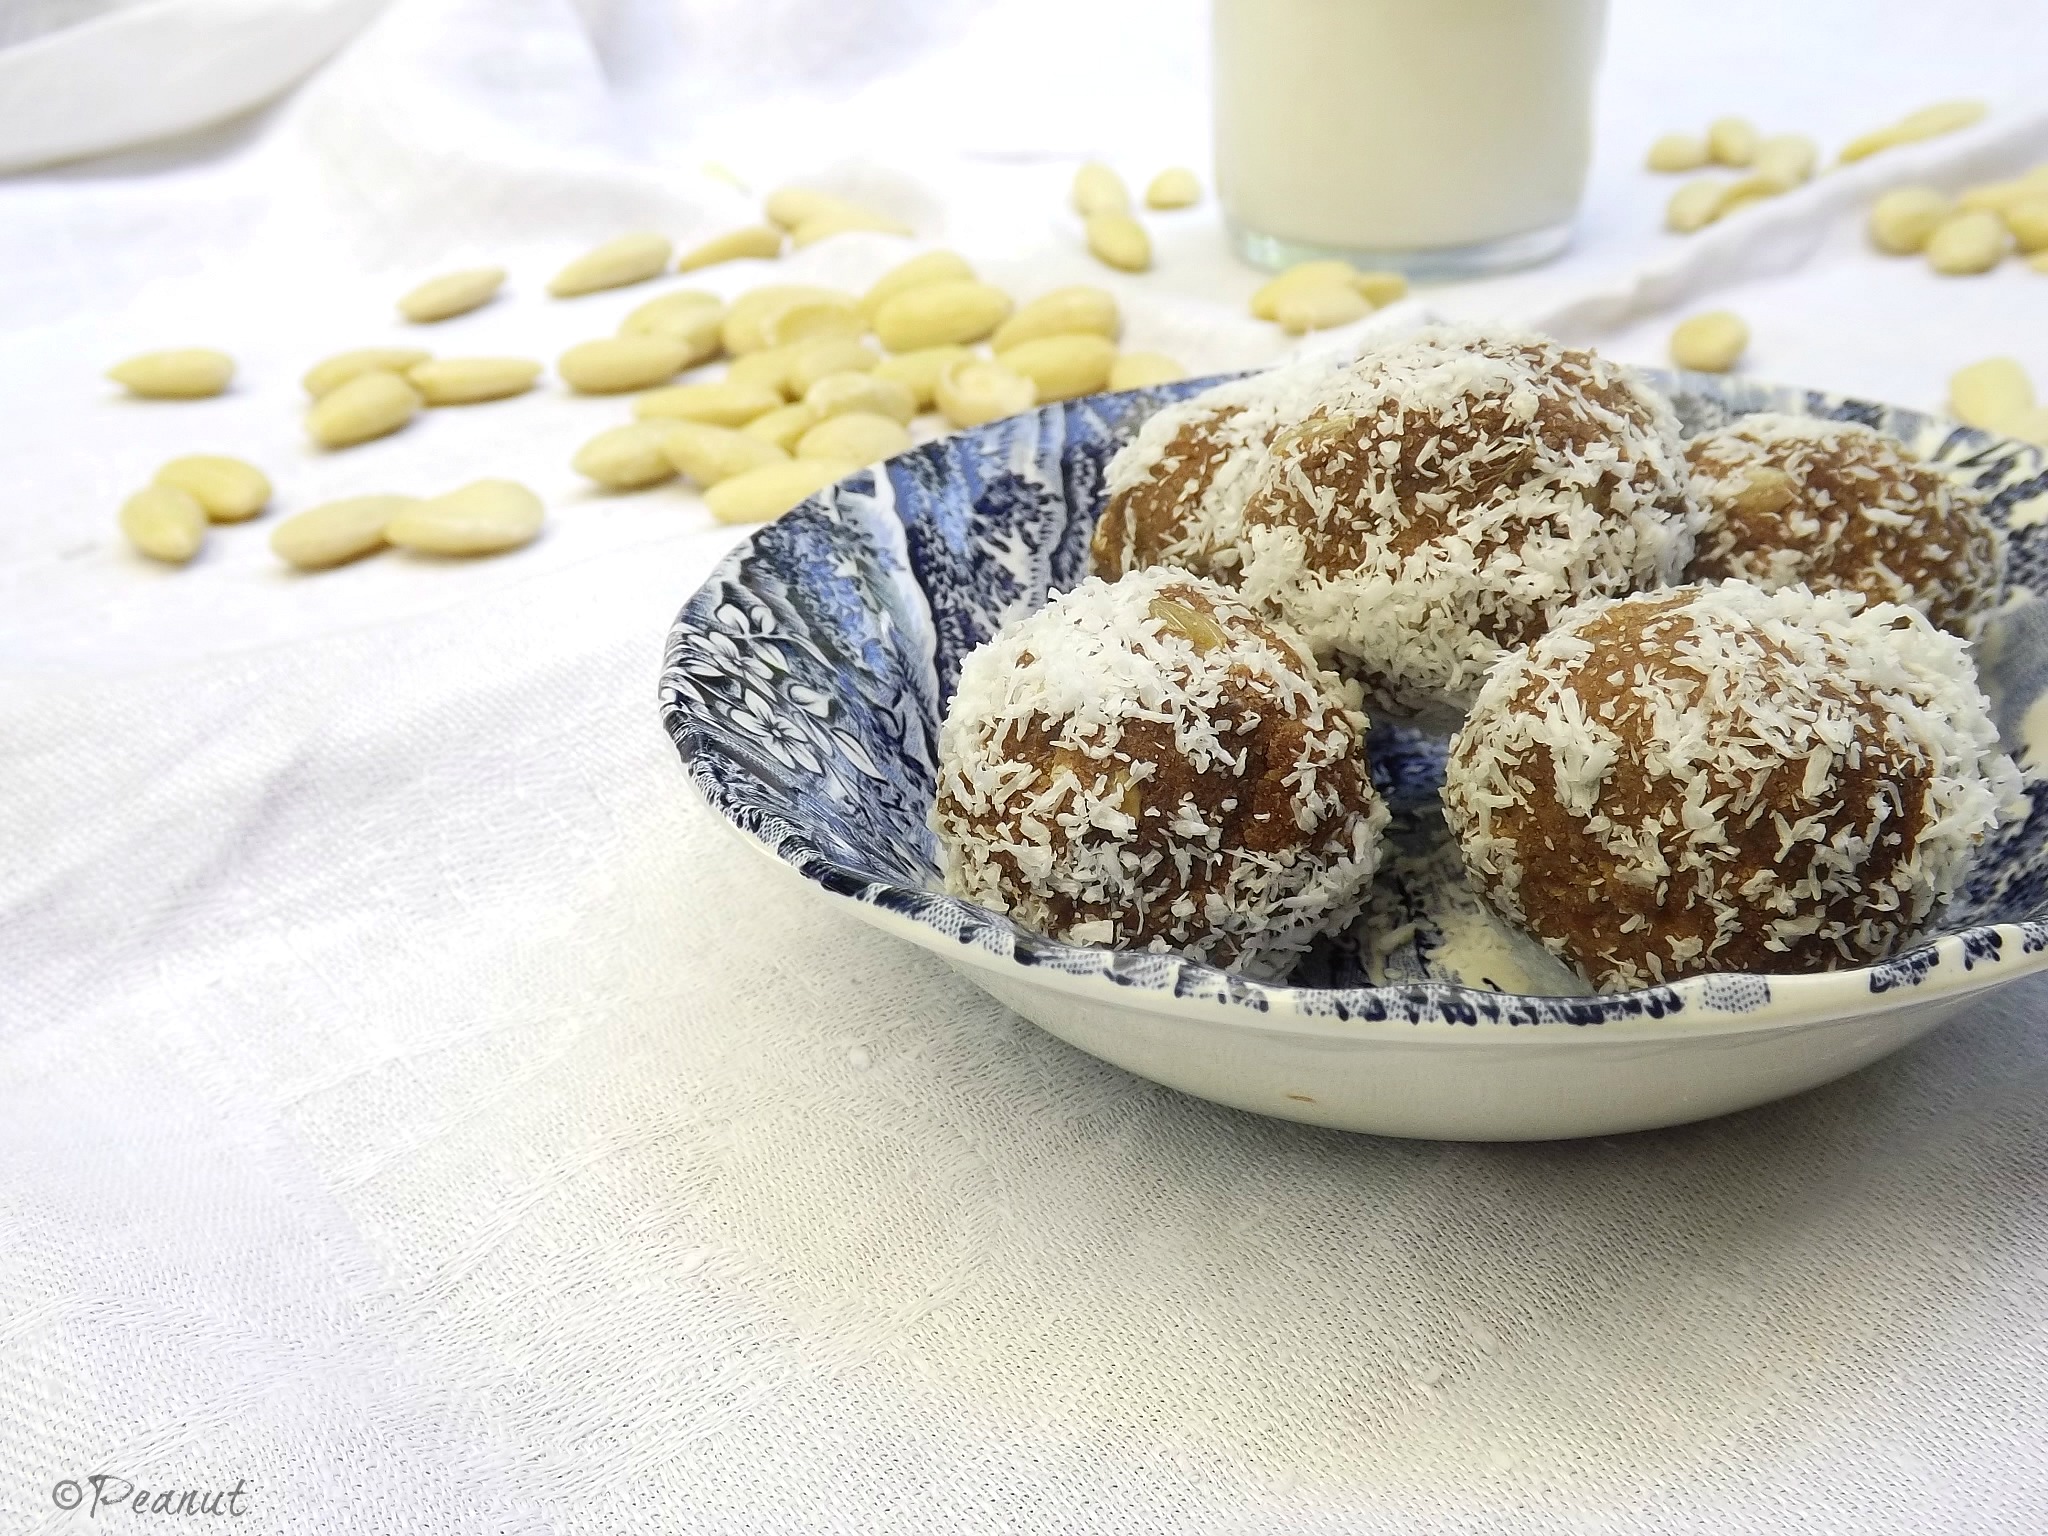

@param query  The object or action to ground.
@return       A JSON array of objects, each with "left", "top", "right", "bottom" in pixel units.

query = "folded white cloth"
[{"left": 3, "top": 2, "right": 2047, "bottom": 1532}]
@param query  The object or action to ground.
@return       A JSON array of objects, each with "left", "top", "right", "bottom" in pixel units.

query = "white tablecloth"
[{"left": 4, "top": 3, "right": 2047, "bottom": 1531}]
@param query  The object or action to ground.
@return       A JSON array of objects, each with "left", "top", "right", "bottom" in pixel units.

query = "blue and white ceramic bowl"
[{"left": 660, "top": 372, "right": 2048, "bottom": 1141}]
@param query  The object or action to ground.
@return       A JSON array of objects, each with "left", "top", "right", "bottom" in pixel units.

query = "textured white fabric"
[{"left": 3, "top": 2, "right": 2048, "bottom": 1531}]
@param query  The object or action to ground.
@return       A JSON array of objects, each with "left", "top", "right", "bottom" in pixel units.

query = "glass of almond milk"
[{"left": 1214, "top": 0, "right": 1608, "bottom": 277}]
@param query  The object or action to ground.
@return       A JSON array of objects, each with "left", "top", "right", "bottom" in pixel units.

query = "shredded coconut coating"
[
  {"left": 1091, "top": 360, "right": 1341, "bottom": 582},
  {"left": 932, "top": 568, "right": 1390, "bottom": 977},
  {"left": 1441, "top": 580, "right": 2023, "bottom": 993},
  {"left": 1687, "top": 412, "right": 2004, "bottom": 637},
  {"left": 1234, "top": 324, "right": 1702, "bottom": 728}
]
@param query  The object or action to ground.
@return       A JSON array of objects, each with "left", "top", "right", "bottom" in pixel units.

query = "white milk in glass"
[{"left": 1214, "top": 0, "right": 1608, "bottom": 276}]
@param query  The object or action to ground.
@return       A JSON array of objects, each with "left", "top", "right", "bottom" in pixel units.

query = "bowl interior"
[{"left": 661, "top": 371, "right": 2048, "bottom": 1010}]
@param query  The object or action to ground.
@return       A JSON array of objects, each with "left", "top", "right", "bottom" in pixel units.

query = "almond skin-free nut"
[
  {"left": 618, "top": 290, "right": 724, "bottom": 364},
  {"left": 872, "top": 345, "right": 972, "bottom": 409},
  {"left": 1144, "top": 167, "right": 1201, "bottom": 209},
  {"left": 860, "top": 251, "right": 976, "bottom": 320},
  {"left": 720, "top": 285, "right": 860, "bottom": 354},
  {"left": 270, "top": 494, "right": 414, "bottom": 570},
  {"left": 703, "top": 459, "right": 857, "bottom": 524},
  {"left": 119, "top": 484, "right": 207, "bottom": 562},
  {"left": 992, "top": 286, "right": 1119, "bottom": 351},
  {"left": 1949, "top": 357, "right": 2034, "bottom": 431},
  {"left": 1084, "top": 211, "right": 1151, "bottom": 272},
  {"left": 386, "top": 479, "right": 544, "bottom": 555},
  {"left": 1072, "top": 162, "right": 1129, "bottom": 217},
  {"left": 795, "top": 411, "right": 913, "bottom": 465},
  {"left": 1275, "top": 282, "right": 1369, "bottom": 334},
  {"left": 784, "top": 337, "right": 881, "bottom": 400},
  {"left": 634, "top": 380, "right": 784, "bottom": 426},
  {"left": 993, "top": 333, "right": 1116, "bottom": 401},
  {"left": 573, "top": 422, "right": 681, "bottom": 488},
  {"left": 934, "top": 357, "right": 1036, "bottom": 429},
  {"left": 664, "top": 421, "right": 791, "bottom": 485},
  {"left": 1646, "top": 133, "right": 1709, "bottom": 172},
  {"left": 1868, "top": 187, "right": 1950, "bottom": 254},
  {"left": 304, "top": 348, "right": 431, "bottom": 398},
  {"left": 398, "top": 266, "right": 505, "bottom": 323},
  {"left": 1925, "top": 210, "right": 2009, "bottom": 275},
  {"left": 1669, "top": 310, "right": 1749, "bottom": 373},
  {"left": 804, "top": 371, "right": 917, "bottom": 425},
  {"left": 153, "top": 455, "right": 270, "bottom": 522},
  {"left": 548, "top": 233, "right": 674, "bottom": 297},
  {"left": 740, "top": 402, "right": 823, "bottom": 452},
  {"left": 109, "top": 348, "right": 234, "bottom": 399},
  {"left": 558, "top": 335, "right": 691, "bottom": 394},
  {"left": 408, "top": 357, "right": 542, "bottom": 405},
  {"left": 872, "top": 280, "right": 1013, "bottom": 352},
  {"left": 307, "top": 370, "right": 421, "bottom": 447},
  {"left": 676, "top": 225, "right": 783, "bottom": 271}
]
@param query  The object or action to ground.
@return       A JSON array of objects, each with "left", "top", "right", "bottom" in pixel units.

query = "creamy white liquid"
[{"left": 1213, "top": 0, "right": 1607, "bottom": 259}]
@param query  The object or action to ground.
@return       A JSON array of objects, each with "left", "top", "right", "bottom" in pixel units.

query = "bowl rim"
[{"left": 660, "top": 372, "right": 2048, "bottom": 1038}]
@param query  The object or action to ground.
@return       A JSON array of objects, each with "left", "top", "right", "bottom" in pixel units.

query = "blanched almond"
[
  {"left": 307, "top": 370, "right": 420, "bottom": 447},
  {"left": 573, "top": 422, "right": 681, "bottom": 488},
  {"left": 1072, "top": 162, "right": 1129, "bottom": 216},
  {"left": 765, "top": 187, "right": 905, "bottom": 234},
  {"left": 304, "top": 347, "right": 431, "bottom": 399},
  {"left": 805, "top": 370, "right": 916, "bottom": 424},
  {"left": 872, "top": 345, "right": 973, "bottom": 409},
  {"left": 742, "top": 402, "right": 823, "bottom": 452},
  {"left": 549, "top": 233, "right": 673, "bottom": 297},
  {"left": 153, "top": 454, "right": 270, "bottom": 522},
  {"left": 934, "top": 357, "right": 1035, "bottom": 429},
  {"left": 2005, "top": 196, "right": 2048, "bottom": 254},
  {"left": 1665, "top": 177, "right": 1726, "bottom": 233},
  {"left": 872, "top": 280, "right": 1013, "bottom": 352},
  {"left": 992, "top": 286, "right": 1119, "bottom": 351},
  {"left": 1275, "top": 281, "right": 1369, "bottom": 334},
  {"left": 634, "top": 380, "right": 783, "bottom": 426},
  {"left": 724, "top": 344, "right": 803, "bottom": 399},
  {"left": 1949, "top": 357, "right": 2034, "bottom": 431},
  {"left": 860, "top": 250, "right": 975, "bottom": 320},
  {"left": 665, "top": 421, "right": 790, "bottom": 485},
  {"left": 1926, "top": 210, "right": 2008, "bottom": 274},
  {"left": 109, "top": 348, "right": 233, "bottom": 399},
  {"left": 1669, "top": 310, "right": 1749, "bottom": 373},
  {"left": 785, "top": 337, "right": 880, "bottom": 399},
  {"left": 619, "top": 290, "right": 724, "bottom": 364},
  {"left": 1353, "top": 269, "right": 1408, "bottom": 306},
  {"left": 386, "top": 479, "right": 544, "bottom": 555},
  {"left": 994, "top": 333, "right": 1115, "bottom": 401},
  {"left": 1868, "top": 187, "right": 1950, "bottom": 254},
  {"left": 676, "top": 225, "right": 782, "bottom": 271},
  {"left": 119, "top": 484, "right": 206, "bottom": 562},
  {"left": 558, "top": 335, "right": 690, "bottom": 394},
  {"left": 1250, "top": 261, "right": 1353, "bottom": 320},
  {"left": 1646, "top": 133, "right": 1708, "bottom": 172},
  {"left": 796, "top": 411, "right": 913, "bottom": 464},
  {"left": 1752, "top": 134, "right": 1817, "bottom": 192},
  {"left": 1706, "top": 116, "right": 1757, "bottom": 167},
  {"left": 1084, "top": 211, "right": 1151, "bottom": 272},
  {"left": 408, "top": 357, "right": 542, "bottom": 405},
  {"left": 704, "top": 459, "right": 856, "bottom": 524},
  {"left": 271, "top": 494, "right": 412, "bottom": 570},
  {"left": 720, "top": 285, "right": 860, "bottom": 354},
  {"left": 398, "top": 266, "right": 504, "bottom": 323},
  {"left": 791, "top": 208, "right": 913, "bottom": 247},
  {"left": 1144, "top": 167, "right": 1201, "bottom": 209}
]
